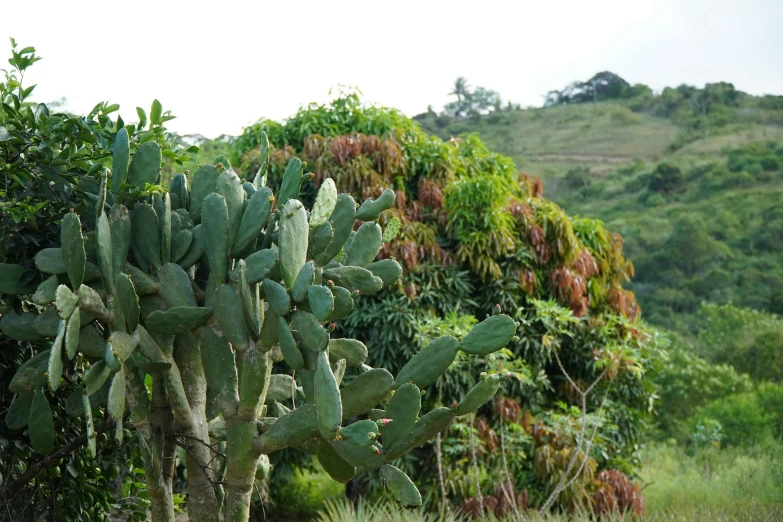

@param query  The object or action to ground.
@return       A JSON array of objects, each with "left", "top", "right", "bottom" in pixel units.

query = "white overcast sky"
[{"left": 2, "top": 0, "right": 781, "bottom": 138}]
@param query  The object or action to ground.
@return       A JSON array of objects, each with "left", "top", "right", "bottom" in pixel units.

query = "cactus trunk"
[
  {"left": 222, "top": 418, "right": 261, "bottom": 522},
  {"left": 125, "top": 364, "right": 175, "bottom": 522},
  {"left": 175, "top": 331, "right": 221, "bottom": 522}
]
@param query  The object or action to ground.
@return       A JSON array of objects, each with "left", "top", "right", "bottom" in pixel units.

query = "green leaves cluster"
[
  {"left": 0, "top": 40, "right": 197, "bottom": 520},
  {"left": 0, "top": 40, "right": 195, "bottom": 269}
]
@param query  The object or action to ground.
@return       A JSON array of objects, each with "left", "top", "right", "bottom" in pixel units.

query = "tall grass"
[
  {"left": 317, "top": 499, "right": 783, "bottom": 522},
  {"left": 640, "top": 441, "right": 783, "bottom": 513}
]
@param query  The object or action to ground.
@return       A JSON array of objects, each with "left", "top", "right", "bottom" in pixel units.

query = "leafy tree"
[
  {"left": 444, "top": 78, "right": 502, "bottom": 119},
  {"left": 562, "top": 167, "right": 593, "bottom": 200},
  {"left": 544, "top": 72, "right": 632, "bottom": 106},
  {"left": 647, "top": 163, "right": 684, "bottom": 194},
  {"left": 233, "top": 96, "right": 664, "bottom": 512},
  {"left": 692, "top": 392, "right": 775, "bottom": 447},
  {"left": 694, "top": 303, "right": 783, "bottom": 383},
  {"left": 659, "top": 216, "right": 730, "bottom": 279},
  {"left": 0, "top": 41, "right": 193, "bottom": 520},
  {"left": 450, "top": 77, "right": 470, "bottom": 107},
  {"left": 653, "top": 340, "right": 752, "bottom": 437}
]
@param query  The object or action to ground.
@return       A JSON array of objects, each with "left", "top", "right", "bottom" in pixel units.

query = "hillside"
[{"left": 415, "top": 84, "right": 783, "bottom": 332}]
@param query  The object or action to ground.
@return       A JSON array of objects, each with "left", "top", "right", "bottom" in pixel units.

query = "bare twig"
[
  {"left": 539, "top": 353, "right": 611, "bottom": 514},
  {"left": 469, "top": 413, "right": 485, "bottom": 521},
  {"left": 434, "top": 377, "right": 449, "bottom": 515},
  {"left": 171, "top": 432, "right": 226, "bottom": 458},
  {"left": 167, "top": 433, "right": 226, "bottom": 493},
  {"left": 498, "top": 403, "right": 522, "bottom": 522}
]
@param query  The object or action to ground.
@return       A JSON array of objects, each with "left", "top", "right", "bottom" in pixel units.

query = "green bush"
[
  {"left": 726, "top": 141, "right": 783, "bottom": 173},
  {"left": 652, "top": 341, "right": 752, "bottom": 438},
  {"left": 270, "top": 465, "right": 345, "bottom": 518},
  {"left": 691, "top": 392, "right": 775, "bottom": 446},
  {"left": 648, "top": 163, "right": 684, "bottom": 194},
  {"left": 642, "top": 191, "right": 666, "bottom": 207},
  {"left": 694, "top": 303, "right": 783, "bottom": 382},
  {"left": 608, "top": 106, "right": 641, "bottom": 125},
  {"left": 622, "top": 174, "right": 647, "bottom": 194},
  {"left": 761, "top": 155, "right": 781, "bottom": 171},
  {"left": 754, "top": 382, "right": 783, "bottom": 439}
]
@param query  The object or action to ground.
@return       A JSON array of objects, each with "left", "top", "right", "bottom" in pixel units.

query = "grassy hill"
[
  {"left": 187, "top": 80, "right": 783, "bottom": 333},
  {"left": 415, "top": 96, "right": 783, "bottom": 332}
]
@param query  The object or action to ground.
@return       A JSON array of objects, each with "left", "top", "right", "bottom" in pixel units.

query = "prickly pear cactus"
[{"left": 0, "top": 132, "right": 518, "bottom": 521}]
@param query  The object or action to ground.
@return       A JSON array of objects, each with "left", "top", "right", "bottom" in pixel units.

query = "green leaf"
[
  {"left": 150, "top": 100, "right": 162, "bottom": 125},
  {"left": 136, "top": 107, "right": 147, "bottom": 129},
  {"left": 28, "top": 389, "right": 54, "bottom": 455},
  {"left": 0, "top": 263, "right": 37, "bottom": 295},
  {"left": 6, "top": 391, "right": 35, "bottom": 430}
]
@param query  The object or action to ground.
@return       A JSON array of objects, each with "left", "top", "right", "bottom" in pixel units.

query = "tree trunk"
[
  {"left": 151, "top": 376, "right": 177, "bottom": 522},
  {"left": 222, "top": 344, "right": 271, "bottom": 522},
  {"left": 222, "top": 418, "right": 260, "bottom": 522},
  {"left": 149, "top": 483, "right": 176, "bottom": 522},
  {"left": 175, "top": 331, "right": 221, "bottom": 522},
  {"left": 125, "top": 366, "right": 175, "bottom": 522}
]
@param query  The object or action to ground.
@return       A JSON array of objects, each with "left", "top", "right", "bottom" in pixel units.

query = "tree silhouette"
[{"left": 450, "top": 77, "right": 470, "bottom": 105}]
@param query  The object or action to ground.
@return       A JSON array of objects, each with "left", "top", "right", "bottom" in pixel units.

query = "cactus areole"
[{"left": 1, "top": 132, "right": 517, "bottom": 522}]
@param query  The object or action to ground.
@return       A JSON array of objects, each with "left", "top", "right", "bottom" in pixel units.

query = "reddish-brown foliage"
[
  {"left": 253, "top": 131, "right": 642, "bottom": 321},
  {"left": 418, "top": 179, "right": 444, "bottom": 209},
  {"left": 592, "top": 470, "right": 645, "bottom": 518},
  {"left": 519, "top": 172, "right": 544, "bottom": 198},
  {"left": 460, "top": 482, "right": 529, "bottom": 519}
]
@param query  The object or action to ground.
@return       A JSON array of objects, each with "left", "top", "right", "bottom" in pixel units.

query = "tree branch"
[
  {"left": 1, "top": 415, "right": 115, "bottom": 506},
  {"left": 166, "top": 433, "right": 226, "bottom": 493},
  {"left": 539, "top": 352, "right": 612, "bottom": 514}
]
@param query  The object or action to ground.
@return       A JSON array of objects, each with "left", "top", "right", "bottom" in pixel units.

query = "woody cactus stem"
[{"left": 2, "top": 132, "right": 519, "bottom": 522}]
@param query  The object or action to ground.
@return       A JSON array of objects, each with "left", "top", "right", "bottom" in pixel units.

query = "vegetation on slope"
[
  {"left": 410, "top": 74, "right": 783, "bottom": 517},
  {"left": 415, "top": 74, "right": 783, "bottom": 332}
]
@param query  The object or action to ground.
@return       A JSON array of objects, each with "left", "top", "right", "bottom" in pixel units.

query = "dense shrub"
[
  {"left": 653, "top": 341, "right": 752, "bottom": 438},
  {"left": 691, "top": 392, "right": 775, "bottom": 447},
  {"left": 648, "top": 163, "right": 684, "bottom": 194},
  {"left": 694, "top": 303, "right": 783, "bottom": 382},
  {"left": 727, "top": 141, "right": 783, "bottom": 173}
]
